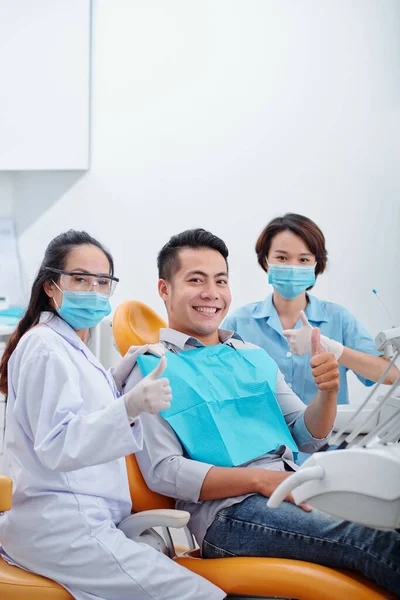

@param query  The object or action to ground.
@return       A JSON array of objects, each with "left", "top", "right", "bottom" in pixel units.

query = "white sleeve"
[{"left": 13, "top": 351, "right": 142, "bottom": 471}]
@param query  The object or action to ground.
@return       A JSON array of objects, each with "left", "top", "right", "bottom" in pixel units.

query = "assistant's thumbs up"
[
  {"left": 299, "top": 310, "right": 311, "bottom": 328},
  {"left": 311, "top": 327, "right": 322, "bottom": 357}
]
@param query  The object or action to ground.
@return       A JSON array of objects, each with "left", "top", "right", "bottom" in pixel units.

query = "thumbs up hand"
[
  {"left": 311, "top": 327, "right": 322, "bottom": 357},
  {"left": 112, "top": 343, "right": 166, "bottom": 392},
  {"left": 283, "top": 310, "right": 344, "bottom": 360},
  {"left": 282, "top": 310, "right": 313, "bottom": 355},
  {"left": 124, "top": 355, "right": 172, "bottom": 421},
  {"left": 310, "top": 328, "right": 340, "bottom": 392}
]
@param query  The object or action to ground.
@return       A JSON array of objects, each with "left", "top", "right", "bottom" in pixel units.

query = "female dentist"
[
  {"left": 0, "top": 230, "right": 225, "bottom": 600},
  {"left": 223, "top": 213, "right": 398, "bottom": 406}
]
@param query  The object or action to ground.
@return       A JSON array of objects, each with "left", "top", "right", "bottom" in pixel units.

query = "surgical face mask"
[
  {"left": 52, "top": 284, "right": 111, "bottom": 330},
  {"left": 267, "top": 263, "right": 316, "bottom": 300}
]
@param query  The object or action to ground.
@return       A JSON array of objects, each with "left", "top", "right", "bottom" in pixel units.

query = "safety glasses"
[{"left": 46, "top": 268, "right": 119, "bottom": 297}]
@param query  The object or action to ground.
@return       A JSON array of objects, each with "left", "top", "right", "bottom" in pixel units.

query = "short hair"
[
  {"left": 157, "top": 228, "right": 229, "bottom": 280},
  {"left": 255, "top": 213, "right": 328, "bottom": 277}
]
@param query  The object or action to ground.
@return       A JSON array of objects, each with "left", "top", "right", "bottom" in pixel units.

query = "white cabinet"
[{"left": 0, "top": 0, "right": 91, "bottom": 170}]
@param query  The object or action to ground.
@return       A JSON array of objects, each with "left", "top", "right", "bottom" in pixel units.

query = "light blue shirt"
[{"left": 223, "top": 294, "right": 380, "bottom": 406}]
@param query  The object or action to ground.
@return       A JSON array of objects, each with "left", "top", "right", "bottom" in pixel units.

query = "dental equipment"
[{"left": 268, "top": 327, "right": 400, "bottom": 531}]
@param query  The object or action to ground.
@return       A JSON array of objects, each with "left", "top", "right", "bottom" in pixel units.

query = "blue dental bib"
[{"left": 137, "top": 344, "right": 298, "bottom": 467}]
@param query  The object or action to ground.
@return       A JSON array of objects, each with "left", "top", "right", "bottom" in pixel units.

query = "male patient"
[{"left": 125, "top": 228, "right": 399, "bottom": 595}]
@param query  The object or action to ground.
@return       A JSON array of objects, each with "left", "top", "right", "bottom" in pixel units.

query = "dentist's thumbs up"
[
  {"left": 147, "top": 355, "right": 168, "bottom": 380},
  {"left": 124, "top": 355, "right": 172, "bottom": 421}
]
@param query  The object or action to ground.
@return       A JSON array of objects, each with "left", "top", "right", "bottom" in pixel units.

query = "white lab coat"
[{"left": 0, "top": 312, "right": 224, "bottom": 600}]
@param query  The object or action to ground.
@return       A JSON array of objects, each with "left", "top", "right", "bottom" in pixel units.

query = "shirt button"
[{"left": 286, "top": 351, "right": 292, "bottom": 358}]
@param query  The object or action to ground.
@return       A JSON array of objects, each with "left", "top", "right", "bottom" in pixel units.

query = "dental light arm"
[
  {"left": 377, "top": 411, "right": 400, "bottom": 444},
  {"left": 267, "top": 326, "right": 400, "bottom": 530},
  {"left": 329, "top": 349, "right": 400, "bottom": 447},
  {"left": 344, "top": 374, "right": 400, "bottom": 447},
  {"left": 375, "top": 326, "right": 400, "bottom": 359},
  {"left": 267, "top": 446, "right": 400, "bottom": 530}
]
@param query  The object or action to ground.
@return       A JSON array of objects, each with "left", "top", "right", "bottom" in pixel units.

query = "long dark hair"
[{"left": 0, "top": 230, "right": 114, "bottom": 395}]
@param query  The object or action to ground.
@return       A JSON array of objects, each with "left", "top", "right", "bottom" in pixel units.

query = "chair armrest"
[
  {"left": 118, "top": 509, "right": 190, "bottom": 539},
  {"left": 0, "top": 475, "right": 12, "bottom": 511}
]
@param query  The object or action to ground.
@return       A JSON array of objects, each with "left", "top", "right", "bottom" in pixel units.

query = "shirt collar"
[
  {"left": 251, "top": 294, "right": 282, "bottom": 334},
  {"left": 159, "top": 327, "right": 243, "bottom": 350},
  {"left": 39, "top": 312, "right": 117, "bottom": 392},
  {"left": 251, "top": 293, "right": 328, "bottom": 324},
  {"left": 252, "top": 295, "right": 274, "bottom": 319},
  {"left": 39, "top": 311, "right": 94, "bottom": 353},
  {"left": 304, "top": 294, "right": 329, "bottom": 323}
]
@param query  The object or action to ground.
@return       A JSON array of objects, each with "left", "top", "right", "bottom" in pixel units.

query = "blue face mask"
[
  {"left": 54, "top": 290, "right": 112, "bottom": 330},
  {"left": 268, "top": 264, "right": 316, "bottom": 299}
]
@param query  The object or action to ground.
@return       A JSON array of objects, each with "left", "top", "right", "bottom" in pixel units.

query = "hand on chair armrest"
[
  {"left": 0, "top": 475, "right": 12, "bottom": 512},
  {"left": 118, "top": 509, "right": 190, "bottom": 539}
]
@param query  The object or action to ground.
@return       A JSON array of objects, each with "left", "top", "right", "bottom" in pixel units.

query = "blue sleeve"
[
  {"left": 341, "top": 307, "right": 381, "bottom": 387},
  {"left": 222, "top": 313, "right": 238, "bottom": 332}
]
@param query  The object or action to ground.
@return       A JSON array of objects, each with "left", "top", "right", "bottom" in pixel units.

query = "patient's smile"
[{"left": 193, "top": 306, "right": 220, "bottom": 315}]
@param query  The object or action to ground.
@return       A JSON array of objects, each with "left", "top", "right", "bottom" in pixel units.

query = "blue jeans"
[{"left": 202, "top": 495, "right": 400, "bottom": 596}]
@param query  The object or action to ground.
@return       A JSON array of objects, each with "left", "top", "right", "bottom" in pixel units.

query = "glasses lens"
[
  {"left": 95, "top": 276, "right": 115, "bottom": 296},
  {"left": 60, "top": 273, "right": 117, "bottom": 296},
  {"left": 108, "top": 279, "right": 118, "bottom": 296}
]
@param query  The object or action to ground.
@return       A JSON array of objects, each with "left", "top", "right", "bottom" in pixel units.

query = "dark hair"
[
  {"left": 255, "top": 213, "right": 328, "bottom": 277},
  {"left": 0, "top": 230, "right": 114, "bottom": 395},
  {"left": 157, "top": 228, "right": 229, "bottom": 280}
]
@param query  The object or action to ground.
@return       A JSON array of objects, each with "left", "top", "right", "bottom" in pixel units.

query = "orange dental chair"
[
  {"left": 0, "top": 462, "right": 393, "bottom": 600},
  {"left": 0, "top": 301, "right": 393, "bottom": 599}
]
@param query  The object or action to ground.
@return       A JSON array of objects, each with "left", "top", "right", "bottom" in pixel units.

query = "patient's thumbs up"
[
  {"left": 311, "top": 327, "right": 322, "bottom": 357},
  {"left": 147, "top": 355, "right": 167, "bottom": 380},
  {"left": 310, "top": 327, "right": 339, "bottom": 393}
]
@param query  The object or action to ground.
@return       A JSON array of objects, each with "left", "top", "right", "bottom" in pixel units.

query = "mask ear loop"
[{"left": 51, "top": 279, "right": 64, "bottom": 310}]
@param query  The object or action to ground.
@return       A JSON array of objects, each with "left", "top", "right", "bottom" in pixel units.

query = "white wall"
[
  {"left": 14, "top": 0, "right": 400, "bottom": 397},
  {"left": 0, "top": 174, "right": 14, "bottom": 217}
]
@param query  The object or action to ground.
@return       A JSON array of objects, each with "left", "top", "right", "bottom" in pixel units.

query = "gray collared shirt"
[{"left": 127, "top": 327, "right": 329, "bottom": 547}]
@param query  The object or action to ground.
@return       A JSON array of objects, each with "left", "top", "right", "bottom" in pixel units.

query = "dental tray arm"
[{"left": 267, "top": 447, "right": 400, "bottom": 530}]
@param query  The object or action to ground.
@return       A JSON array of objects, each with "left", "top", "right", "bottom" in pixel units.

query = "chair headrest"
[{"left": 113, "top": 301, "right": 167, "bottom": 356}]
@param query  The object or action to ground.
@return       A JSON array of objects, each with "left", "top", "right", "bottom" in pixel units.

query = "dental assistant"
[
  {"left": 223, "top": 213, "right": 398, "bottom": 406},
  {"left": 0, "top": 230, "right": 224, "bottom": 600}
]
